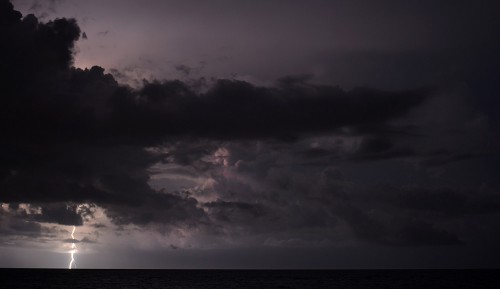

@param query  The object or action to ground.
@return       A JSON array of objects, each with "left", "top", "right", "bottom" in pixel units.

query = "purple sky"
[
  {"left": 1, "top": 0, "right": 500, "bottom": 268},
  {"left": 13, "top": 0, "right": 494, "bottom": 88}
]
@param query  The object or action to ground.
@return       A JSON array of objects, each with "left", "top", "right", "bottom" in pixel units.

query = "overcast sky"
[{"left": 1, "top": 0, "right": 500, "bottom": 268}]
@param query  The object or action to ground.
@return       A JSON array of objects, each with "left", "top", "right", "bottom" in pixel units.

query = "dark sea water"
[{"left": 1, "top": 269, "right": 499, "bottom": 289}]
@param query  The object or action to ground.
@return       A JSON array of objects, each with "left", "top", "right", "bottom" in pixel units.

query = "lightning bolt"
[{"left": 68, "top": 226, "right": 77, "bottom": 269}]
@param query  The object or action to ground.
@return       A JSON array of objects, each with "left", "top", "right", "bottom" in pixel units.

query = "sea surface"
[{"left": 1, "top": 269, "right": 499, "bottom": 289}]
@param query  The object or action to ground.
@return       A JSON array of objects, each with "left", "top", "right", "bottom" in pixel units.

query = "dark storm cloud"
[
  {"left": 335, "top": 205, "right": 462, "bottom": 246},
  {"left": 1, "top": 0, "right": 431, "bottom": 144},
  {"left": 1, "top": 1, "right": 498, "bottom": 254},
  {"left": 0, "top": 0, "right": 430, "bottom": 216},
  {"left": 175, "top": 64, "right": 192, "bottom": 76},
  {"left": 204, "top": 201, "right": 265, "bottom": 223},
  {"left": 362, "top": 185, "right": 500, "bottom": 217},
  {"left": 171, "top": 136, "right": 498, "bottom": 247},
  {"left": 128, "top": 78, "right": 429, "bottom": 140},
  {"left": 104, "top": 191, "right": 206, "bottom": 226},
  {"left": 329, "top": 184, "right": 498, "bottom": 246},
  {"left": 210, "top": 160, "right": 466, "bottom": 246},
  {"left": 0, "top": 203, "right": 62, "bottom": 243},
  {"left": 33, "top": 203, "right": 83, "bottom": 226}
]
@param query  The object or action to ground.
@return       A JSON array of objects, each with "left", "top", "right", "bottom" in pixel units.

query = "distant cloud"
[{"left": 0, "top": 1, "right": 498, "bottom": 251}]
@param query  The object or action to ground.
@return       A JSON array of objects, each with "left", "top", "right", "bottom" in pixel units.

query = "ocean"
[{"left": 1, "top": 269, "right": 498, "bottom": 289}]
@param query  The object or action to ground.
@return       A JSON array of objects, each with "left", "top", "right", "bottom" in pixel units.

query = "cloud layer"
[{"left": 1, "top": 0, "right": 498, "bottom": 258}]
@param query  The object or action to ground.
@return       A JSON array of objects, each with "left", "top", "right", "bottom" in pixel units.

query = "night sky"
[{"left": 1, "top": 0, "right": 499, "bottom": 268}]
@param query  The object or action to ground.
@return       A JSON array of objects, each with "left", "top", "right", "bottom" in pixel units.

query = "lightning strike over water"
[{"left": 68, "top": 226, "right": 77, "bottom": 269}]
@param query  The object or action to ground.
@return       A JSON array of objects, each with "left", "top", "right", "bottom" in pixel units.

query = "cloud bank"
[{"left": 1, "top": 0, "right": 498, "bottom": 254}]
